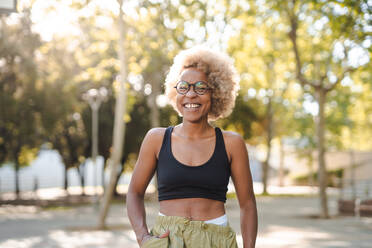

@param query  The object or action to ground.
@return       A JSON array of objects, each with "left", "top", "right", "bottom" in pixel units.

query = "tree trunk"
[
  {"left": 64, "top": 165, "right": 69, "bottom": 194},
  {"left": 113, "top": 165, "right": 125, "bottom": 196},
  {"left": 97, "top": 0, "right": 128, "bottom": 229},
  {"left": 287, "top": 4, "right": 331, "bottom": 217},
  {"left": 147, "top": 86, "right": 160, "bottom": 128},
  {"left": 102, "top": 159, "right": 106, "bottom": 193},
  {"left": 316, "top": 88, "right": 329, "bottom": 218},
  {"left": 15, "top": 161, "right": 20, "bottom": 198},
  {"left": 349, "top": 149, "right": 356, "bottom": 199},
  {"left": 78, "top": 161, "right": 86, "bottom": 196},
  {"left": 307, "top": 150, "right": 314, "bottom": 187},
  {"left": 278, "top": 138, "right": 284, "bottom": 187},
  {"left": 262, "top": 96, "right": 273, "bottom": 194}
]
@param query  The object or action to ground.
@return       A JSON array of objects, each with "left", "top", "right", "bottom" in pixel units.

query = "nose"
[{"left": 185, "top": 86, "right": 197, "bottom": 97}]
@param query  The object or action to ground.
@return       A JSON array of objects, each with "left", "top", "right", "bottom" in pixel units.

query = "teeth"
[{"left": 185, "top": 103, "right": 201, "bottom": 108}]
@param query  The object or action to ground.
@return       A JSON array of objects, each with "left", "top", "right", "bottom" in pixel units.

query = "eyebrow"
[{"left": 178, "top": 80, "right": 208, "bottom": 84}]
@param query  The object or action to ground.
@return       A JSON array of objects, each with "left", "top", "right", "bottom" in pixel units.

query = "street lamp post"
[{"left": 83, "top": 87, "right": 107, "bottom": 202}]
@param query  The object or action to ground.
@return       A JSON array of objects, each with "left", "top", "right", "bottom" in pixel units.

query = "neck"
[{"left": 177, "top": 119, "right": 213, "bottom": 139}]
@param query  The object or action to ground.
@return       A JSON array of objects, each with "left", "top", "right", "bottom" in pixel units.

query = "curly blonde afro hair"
[{"left": 165, "top": 46, "right": 240, "bottom": 121}]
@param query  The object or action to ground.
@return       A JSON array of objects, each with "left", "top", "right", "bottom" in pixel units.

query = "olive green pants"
[{"left": 141, "top": 215, "right": 238, "bottom": 248}]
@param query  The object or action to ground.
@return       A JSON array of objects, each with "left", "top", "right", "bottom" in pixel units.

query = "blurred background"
[{"left": 0, "top": 0, "right": 371, "bottom": 247}]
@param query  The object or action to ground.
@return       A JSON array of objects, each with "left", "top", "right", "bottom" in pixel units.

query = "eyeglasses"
[{"left": 174, "top": 81, "right": 210, "bottom": 95}]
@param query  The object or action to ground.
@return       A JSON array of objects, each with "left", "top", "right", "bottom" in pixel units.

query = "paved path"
[{"left": 0, "top": 196, "right": 371, "bottom": 248}]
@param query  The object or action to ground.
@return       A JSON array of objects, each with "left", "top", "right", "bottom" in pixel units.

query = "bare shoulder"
[
  {"left": 144, "top": 127, "right": 167, "bottom": 158},
  {"left": 146, "top": 127, "right": 166, "bottom": 140},
  {"left": 221, "top": 130, "right": 245, "bottom": 148},
  {"left": 221, "top": 130, "right": 247, "bottom": 162}
]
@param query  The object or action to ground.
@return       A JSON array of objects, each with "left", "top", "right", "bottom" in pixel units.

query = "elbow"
[
  {"left": 127, "top": 182, "right": 146, "bottom": 199},
  {"left": 127, "top": 189, "right": 145, "bottom": 202},
  {"left": 239, "top": 197, "right": 257, "bottom": 212},
  {"left": 126, "top": 190, "right": 145, "bottom": 215}
]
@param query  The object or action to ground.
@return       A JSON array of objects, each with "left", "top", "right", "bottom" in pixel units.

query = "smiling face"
[{"left": 176, "top": 68, "right": 212, "bottom": 123}]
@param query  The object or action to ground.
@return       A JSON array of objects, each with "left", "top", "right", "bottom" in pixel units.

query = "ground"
[{"left": 1, "top": 194, "right": 371, "bottom": 248}]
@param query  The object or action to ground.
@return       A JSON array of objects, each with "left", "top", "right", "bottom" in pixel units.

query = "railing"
[
  {"left": 338, "top": 179, "right": 372, "bottom": 217},
  {"left": 339, "top": 179, "right": 372, "bottom": 200},
  {"left": 0, "top": 176, "right": 38, "bottom": 193}
]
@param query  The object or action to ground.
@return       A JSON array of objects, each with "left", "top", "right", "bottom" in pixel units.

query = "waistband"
[
  {"left": 154, "top": 215, "right": 233, "bottom": 234},
  {"left": 158, "top": 212, "right": 228, "bottom": 226}
]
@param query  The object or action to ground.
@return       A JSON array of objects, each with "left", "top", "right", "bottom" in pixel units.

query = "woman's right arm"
[{"left": 126, "top": 128, "right": 166, "bottom": 246}]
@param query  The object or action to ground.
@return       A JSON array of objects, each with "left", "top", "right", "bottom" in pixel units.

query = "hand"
[{"left": 140, "top": 231, "right": 170, "bottom": 246}]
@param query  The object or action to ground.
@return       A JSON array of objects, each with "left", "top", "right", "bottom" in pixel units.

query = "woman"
[{"left": 127, "top": 46, "right": 257, "bottom": 248}]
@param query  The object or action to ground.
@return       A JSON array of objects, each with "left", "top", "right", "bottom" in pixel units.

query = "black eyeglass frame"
[{"left": 174, "top": 81, "right": 210, "bottom": 95}]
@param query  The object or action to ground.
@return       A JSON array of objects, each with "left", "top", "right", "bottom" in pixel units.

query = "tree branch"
[
  {"left": 325, "top": 67, "right": 355, "bottom": 92},
  {"left": 286, "top": 0, "right": 318, "bottom": 89}
]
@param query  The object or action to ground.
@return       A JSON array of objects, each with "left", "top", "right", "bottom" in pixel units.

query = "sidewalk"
[{"left": 0, "top": 195, "right": 371, "bottom": 248}]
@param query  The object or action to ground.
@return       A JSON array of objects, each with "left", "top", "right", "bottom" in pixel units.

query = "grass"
[{"left": 42, "top": 205, "right": 73, "bottom": 211}]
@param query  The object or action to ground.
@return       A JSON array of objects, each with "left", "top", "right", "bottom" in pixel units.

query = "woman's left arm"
[{"left": 225, "top": 132, "right": 258, "bottom": 248}]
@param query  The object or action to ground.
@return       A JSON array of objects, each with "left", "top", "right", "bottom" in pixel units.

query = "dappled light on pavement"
[{"left": 1, "top": 195, "right": 372, "bottom": 247}]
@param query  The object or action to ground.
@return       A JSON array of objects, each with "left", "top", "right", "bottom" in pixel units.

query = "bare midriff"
[{"left": 159, "top": 198, "right": 225, "bottom": 221}]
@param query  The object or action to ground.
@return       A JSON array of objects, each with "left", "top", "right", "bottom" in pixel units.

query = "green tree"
[
  {"left": 227, "top": 3, "right": 295, "bottom": 194},
  {"left": 0, "top": 10, "right": 42, "bottom": 196},
  {"left": 273, "top": 0, "right": 371, "bottom": 217},
  {"left": 37, "top": 36, "right": 89, "bottom": 194}
]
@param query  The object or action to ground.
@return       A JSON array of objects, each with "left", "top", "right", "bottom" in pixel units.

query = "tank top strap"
[
  {"left": 164, "top": 126, "right": 173, "bottom": 142},
  {"left": 214, "top": 127, "right": 230, "bottom": 164},
  {"left": 215, "top": 127, "right": 223, "bottom": 145},
  {"left": 159, "top": 126, "right": 173, "bottom": 158}
]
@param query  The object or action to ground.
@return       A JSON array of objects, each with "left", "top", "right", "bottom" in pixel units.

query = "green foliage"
[
  {"left": 0, "top": 0, "right": 371, "bottom": 197},
  {"left": 259, "top": 0, "right": 372, "bottom": 150},
  {"left": 36, "top": 36, "right": 87, "bottom": 171},
  {"left": 216, "top": 94, "right": 257, "bottom": 140},
  {"left": 228, "top": 1, "right": 298, "bottom": 144},
  {"left": 18, "top": 146, "right": 39, "bottom": 166},
  {"left": 0, "top": 10, "right": 42, "bottom": 168},
  {"left": 292, "top": 168, "right": 344, "bottom": 187}
]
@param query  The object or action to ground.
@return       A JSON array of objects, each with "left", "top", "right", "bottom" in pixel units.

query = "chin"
[{"left": 182, "top": 114, "right": 208, "bottom": 123}]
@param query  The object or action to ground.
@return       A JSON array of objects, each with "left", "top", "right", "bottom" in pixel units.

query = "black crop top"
[{"left": 156, "top": 126, "right": 231, "bottom": 203}]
